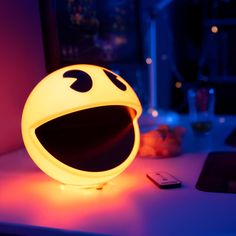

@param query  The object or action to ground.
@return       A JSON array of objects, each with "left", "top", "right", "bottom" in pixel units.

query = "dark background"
[{"left": 40, "top": 0, "right": 236, "bottom": 114}]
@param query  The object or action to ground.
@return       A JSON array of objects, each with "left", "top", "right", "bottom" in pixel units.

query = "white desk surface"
[{"left": 1, "top": 115, "right": 236, "bottom": 236}]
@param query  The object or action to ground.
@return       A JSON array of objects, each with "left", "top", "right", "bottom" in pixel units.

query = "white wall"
[{"left": 0, "top": 0, "right": 46, "bottom": 154}]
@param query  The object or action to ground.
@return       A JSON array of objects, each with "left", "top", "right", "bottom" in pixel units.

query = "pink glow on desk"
[
  {"left": 0, "top": 149, "right": 149, "bottom": 235},
  {"left": 2, "top": 117, "right": 236, "bottom": 235}
]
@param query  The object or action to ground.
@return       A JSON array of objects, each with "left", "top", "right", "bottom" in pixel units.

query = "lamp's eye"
[
  {"left": 63, "top": 70, "right": 93, "bottom": 92},
  {"left": 103, "top": 70, "right": 127, "bottom": 91}
]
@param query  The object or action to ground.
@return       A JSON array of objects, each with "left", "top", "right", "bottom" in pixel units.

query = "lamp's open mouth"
[{"left": 35, "top": 105, "right": 136, "bottom": 172}]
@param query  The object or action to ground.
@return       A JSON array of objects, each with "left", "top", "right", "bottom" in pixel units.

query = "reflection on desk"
[{"left": 1, "top": 115, "right": 236, "bottom": 236}]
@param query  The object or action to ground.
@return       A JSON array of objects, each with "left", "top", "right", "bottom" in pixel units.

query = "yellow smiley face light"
[{"left": 22, "top": 64, "right": 142, "bottom": 187}]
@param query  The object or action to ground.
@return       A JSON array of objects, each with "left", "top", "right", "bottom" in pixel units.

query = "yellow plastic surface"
[{"left": 21, "top": 64, "right": 142, "bottom": 187}]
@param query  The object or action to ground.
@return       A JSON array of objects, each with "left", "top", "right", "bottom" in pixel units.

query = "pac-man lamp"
[{"left": 22, "top": 64, "right": 142, "bottom": 187}]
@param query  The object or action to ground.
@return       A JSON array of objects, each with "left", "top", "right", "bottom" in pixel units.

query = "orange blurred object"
[{"left": 138, "top": 125, "right": 186, "bottom": 158}]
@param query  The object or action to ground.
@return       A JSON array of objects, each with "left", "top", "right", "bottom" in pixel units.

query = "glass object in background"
[
  {"left": 188, "top": 87, "right": 215, "bottom": 134},
  {"left": 139, "top": 0, "right": 178, "bottom": 133}
]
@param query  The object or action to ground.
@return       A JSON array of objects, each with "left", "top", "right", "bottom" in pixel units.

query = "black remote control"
[{"left": 147, "top": 171, "right": 182, "bottom": 189}]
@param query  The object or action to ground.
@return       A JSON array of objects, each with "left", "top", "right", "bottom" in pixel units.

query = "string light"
[
  {"left": 175, "top": 81, "right": 182, "bottom": 88},
  {"left": 151, "top": 110, "right": 158, "bottom": 117},
  {"left": 146, "top": 57, "right": 152, "bottom": 64},
  {"left": 211, "top": 25, "right": 218, "bottom": 33}
]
